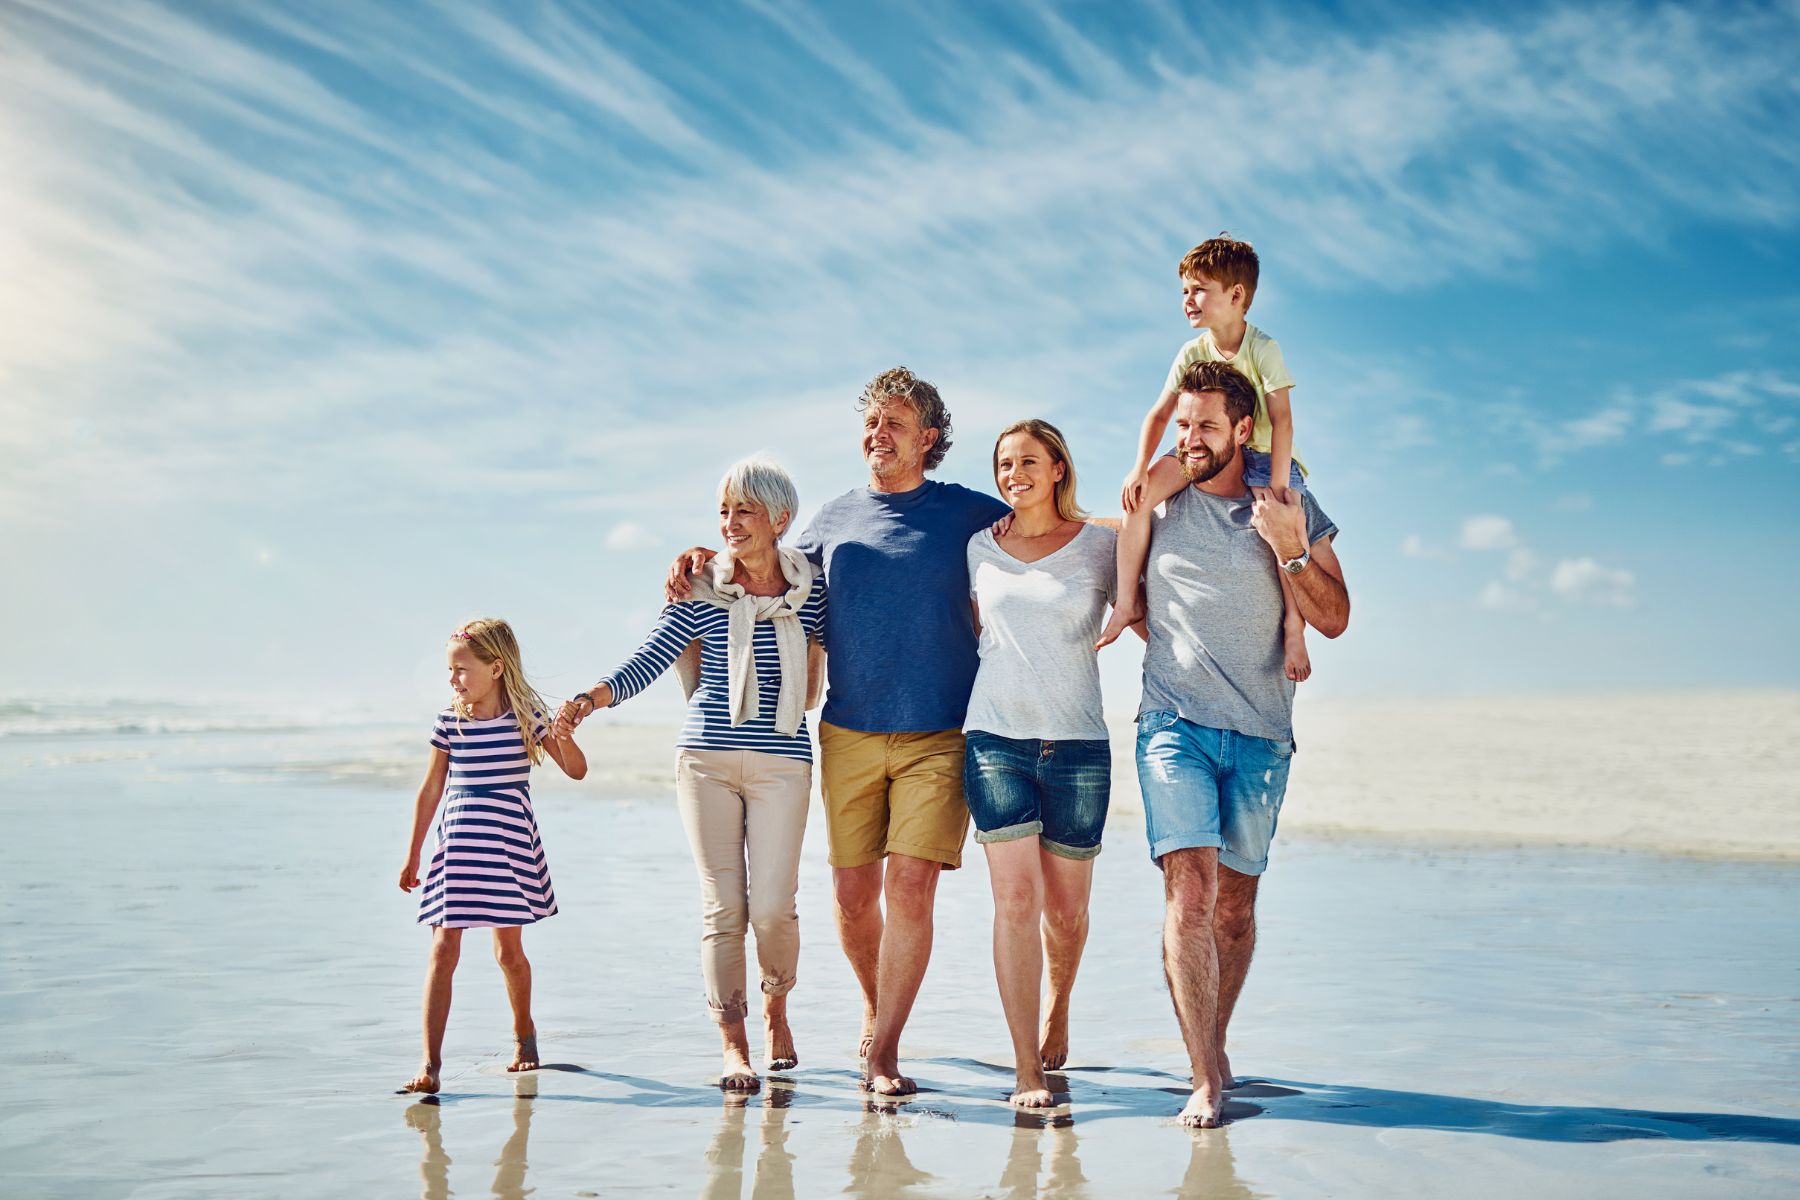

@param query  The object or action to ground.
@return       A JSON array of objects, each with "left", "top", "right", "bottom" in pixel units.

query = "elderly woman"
[
  {"left": 963, "top": 419, "right": 1118, "bottom": 1108},
  {"left": 554, "top": 456, "right": 825, "bottom": 1092}
]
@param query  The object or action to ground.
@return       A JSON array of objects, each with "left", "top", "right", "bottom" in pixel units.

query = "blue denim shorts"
[
  {"left": 1135, "top": 711, "right": 1293, "bottom": 874},
  {"left": 1241, "top": 448, "right": 1307, "bottom": 491},
  {"left": 963, "top": 731, "right": 1111, "bottom": 860}
]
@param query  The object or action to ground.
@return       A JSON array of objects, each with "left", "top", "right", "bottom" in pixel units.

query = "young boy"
[{"left": 1098, "top": 235, "right": 1312, "bottom": 681}]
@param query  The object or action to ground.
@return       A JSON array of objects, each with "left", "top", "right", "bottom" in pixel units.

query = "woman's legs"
[
  {"left": 677, "top": 750, "right": 759, "bottom": 1089},
  {"left": 1037, "top": 849, "right": 1095, "bottom": 1070},
  {"left": 985, "top": 835, "right": 1054, "bottom": 1106},
  {"left": 492, "top": 926, "right": 538, "bottom": 1070},
  {"left": 401, "top": 925, "right": 463, "bottom": 1093},
  {"left": 743, "top": 754, "right": 812, "bottom": 1071}
]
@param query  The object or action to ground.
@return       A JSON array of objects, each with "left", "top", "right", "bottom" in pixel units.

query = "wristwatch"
[{"left": 1279, "top": 548, "right": 1311, "bottom": 575}]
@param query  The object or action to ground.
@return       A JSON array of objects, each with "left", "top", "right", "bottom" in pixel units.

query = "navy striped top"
[
  {"left": 602, "top": 583, "right": 828, "bottom": 762},
  {"left": 429, "top": 709, "right": 547, "bottom": 790}
]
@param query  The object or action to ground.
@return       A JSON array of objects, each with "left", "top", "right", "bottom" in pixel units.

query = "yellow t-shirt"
[{"left": 1161, "top": 323, "right": 1302, "bottom": 471}]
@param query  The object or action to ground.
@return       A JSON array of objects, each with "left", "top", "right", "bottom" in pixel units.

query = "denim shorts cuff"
[
  {"left": 1149, "top": 832, "right": 1223, "bottom": 864},
  {"left": 1041, "top": 837, "right": 1101, "bottom": 862},
  {"left": 973, "top": 820, "right": 1043, "bottom": 845},
  {"left": 1218, "top": 848, "right": 1270, "bottom": 876}
]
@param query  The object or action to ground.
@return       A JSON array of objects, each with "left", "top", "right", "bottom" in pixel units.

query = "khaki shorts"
[{"left": 818, "top": 722, "right": 970, "bottom": 869}]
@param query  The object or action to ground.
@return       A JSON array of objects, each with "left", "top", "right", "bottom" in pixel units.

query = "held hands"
[
  {"left": 1249, "top": 487, "right": 1307, "bottom": 562},
  {"left": 551, "top": 700, "right": 586, "bottom": 741}
]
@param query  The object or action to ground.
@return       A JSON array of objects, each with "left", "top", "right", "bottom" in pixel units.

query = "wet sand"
[{"left": 1, "top": 710, "right": 1797, "bottom": 1197}]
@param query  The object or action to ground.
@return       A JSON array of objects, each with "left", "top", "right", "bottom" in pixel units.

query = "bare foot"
[
  {"left": 720, "top": 1045, "right": 761, "bottom": 1093},
  {"left": 1283, "top": 623, "right": 1311, "bottom": 683},
  {"left": 1039, "top": 1010, "right": 1070, "bottom": 1071},
  {"left": 1010, "top": 1067, "right": 1055, "bottom": 1108},
  {"left": 1178, "top": 1077, "right": 1224, "bottom": 1128},
  {"left": 398, "top": 1062, "right": 441, "bottom": 1094},
  {"left": 865, "top": 1052, "right": 916, "bottom": 1096},
  {"left": 1095, "top": 599, "right": 1142, "bottom": 650},
  {"left": 507, "top": 1031, "right": 539, "bottom": 1073},
  {"left": 765, "top": 1011, "right": 798, "bottom": 1073}
]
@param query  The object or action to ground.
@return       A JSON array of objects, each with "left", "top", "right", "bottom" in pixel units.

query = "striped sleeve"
[
  {"left": 529, "top": 710, "right": 548, "bottom": 745},
  {"left": 806, "top": 575, "right": 828, "bottom": 644},
  {"left": 601, "top": 603, "right": 698, "bottom": 706},
  {"left": 429, "top": 712, "right": 452, "bottom": 752}
]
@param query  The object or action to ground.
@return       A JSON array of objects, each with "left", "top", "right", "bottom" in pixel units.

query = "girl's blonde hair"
[
  {"left": 992, "top": 419, "right": 1087, "bottom": 522},
  {"left": 449, "top": 618, "right": 550, "bottom": 765}
]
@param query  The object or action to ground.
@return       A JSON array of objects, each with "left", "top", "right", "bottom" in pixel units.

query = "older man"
[
  {"left": 1134, "top": 359, "right": 1350, "bottom": 1128},
  {"left": 669, "top": 366, "right": 1008, "bottom": 1095}
]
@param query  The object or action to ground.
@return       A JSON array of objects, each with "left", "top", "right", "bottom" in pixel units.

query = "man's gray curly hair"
[{"left": 857, "top": 366, "right": 953, "bottom": 471}]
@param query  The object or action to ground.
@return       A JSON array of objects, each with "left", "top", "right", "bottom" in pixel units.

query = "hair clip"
[{"left": 451, "top": 630, "right": 473, "bottom": 640}]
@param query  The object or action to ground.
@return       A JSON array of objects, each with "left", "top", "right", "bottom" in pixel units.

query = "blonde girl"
[{"left": 397, "top": 618, "right": 586, "bottom": 1095}]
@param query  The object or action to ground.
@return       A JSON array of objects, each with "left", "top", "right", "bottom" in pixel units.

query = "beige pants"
[{"left": 674, "top": 748, "right": 813, "bottom": 1024}]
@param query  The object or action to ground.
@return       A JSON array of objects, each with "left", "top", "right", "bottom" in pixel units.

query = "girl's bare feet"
[
  {"left": 507, "top": 1030, "right": 539, "bottom": 1073},
  {"left": 1283, "top": 621, "right": 1311, "bottom": 683},
  {"left": 764, "top": 1003, "right": 798, "bottom": 1073},
  {"left": 398, "top": 1062, "right": 441, "bottom": 1094}
]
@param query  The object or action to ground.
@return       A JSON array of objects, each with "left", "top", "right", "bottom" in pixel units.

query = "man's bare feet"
[
  {"left": 1283, "top": 622, "right": 1311, "bottom": 683},
  {"left": 507, "top": 1031, "right": 539, "bottom": 1073},
  {"left": 398, "top": 1062, "right": 441, "bottom": 1094},
  {"left": 1178, "top": 1077, "right": 1225, "bottom": 1128},
  {"left": 1039, "top": 1009, "right": 1070, "bottom": 1071},
  {"left": 765, "top": 1009, "right": 798, "bottom": 1073},
  {"left": 1095, "top": 599, "right": 1142, "bottom": 650},
  {"left": 1010, "top": 1067, "right": 1056, "bottom": 1108},
  {"left": 864, "top": 1052, "right": 916, "bottom": 1096}
]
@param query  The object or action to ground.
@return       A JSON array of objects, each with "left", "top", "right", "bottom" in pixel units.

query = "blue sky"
[{"left": 3, "top": 0, "right": 1797, "bottom": 716}]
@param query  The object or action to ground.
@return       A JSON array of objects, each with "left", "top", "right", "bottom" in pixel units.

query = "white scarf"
[{"left": 676, "top": 547, "right": 818, "bottom": 737}]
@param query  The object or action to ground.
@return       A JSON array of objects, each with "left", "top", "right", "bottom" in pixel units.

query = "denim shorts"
[
  {"left": 1135, "top": 711, "right": 1293, "bottom": 874},
  {"left": 963, "top": 731, "right": 1111, "bottom": 860},
  {"left": 1241, "top": 448, "right": 1307, "bottom": 491}
]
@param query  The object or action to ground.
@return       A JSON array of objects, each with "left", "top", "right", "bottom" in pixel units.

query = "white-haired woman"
[{"left": 554, "top": 456, "right": 826, "bottom": 1092}]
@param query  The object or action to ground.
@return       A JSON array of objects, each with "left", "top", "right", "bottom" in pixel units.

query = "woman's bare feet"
[
  {"left": 1039, "top": 1007, "right": 1070, "bottom": 1071},
  {"left": 1283, "top": 621, "right": 1311, "bottom": 683},
  {"left": 1010, "top": 1066, "right": 1056, "bottom": 1109},
  {"left": 720, "top": 1047, "right": 761, "bottom": 1093},
  {"left": 864, "top": 1051, "right": 916, "bottom": 1096},
  {"left": 506, "top": 1030, "right": 539, "bottom": 1073},
  {"left": 764, "top": 999, "right": 798, "bottom": 1072},
  {"left": 398, "top": 1062, "right": 442, "bottom": 1094},
  {"left": 1178, "top": 1075, "right": 1224, "bottom": 1128}
]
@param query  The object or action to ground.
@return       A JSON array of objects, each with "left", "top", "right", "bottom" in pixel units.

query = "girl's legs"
[
  {"left": 1277, "top": 568, "right": 1311, "bottom": 682},
  {"left": 985, "top": 835, "right": 1053, "bottom": 1107},
  {"left": 1038, "top": 850, "right": 1096, "bottom": 1070},
  {"left": 677, "top": 750, "right": 759, "bottom": 1090},
  {"left": 491, "top": 926, "right": 538, "bottom": 1070},
  {"left": 743, "top": 754, "right": 812, "bottom": 1072},
  {"left": 401, "top": 925, "right": 463, "bottom": 1093}
]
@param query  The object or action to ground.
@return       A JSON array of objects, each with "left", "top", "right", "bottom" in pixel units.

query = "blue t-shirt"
[{"left": 793, "top": 480, "right": 1011, "bottom": 733}]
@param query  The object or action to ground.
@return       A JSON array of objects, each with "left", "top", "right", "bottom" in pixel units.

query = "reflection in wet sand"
[
  {"left": 701, "top": 1083, "right": 796, "bottom": 1200},
  {"left": 846, "top": 1106, "right": 935, "bottom": 1198},
  {"left": 1176, "top": 1126, "right": 1259, "bottom": 1200},
  {"left": 405, "top": 1074, "right": 538, "bottom": 1200},
  {"left": 999, "top": 1112, "right": 1088, "bottom": 1198}
]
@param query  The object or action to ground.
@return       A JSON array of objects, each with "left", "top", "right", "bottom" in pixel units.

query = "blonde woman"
[
  {"left": 398, "top": 618, "right": 588, "bottom": 1095},
  {"left": 964, "top": 420, "right": 1119, "bottom": 1108},
  {"left": 554, "top": 457, "right": 825, "bottom": 1093}
]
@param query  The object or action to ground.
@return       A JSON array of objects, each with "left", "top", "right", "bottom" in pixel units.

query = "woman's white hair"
[{"left": 717, "top": 455, "right": 800, "bottom": 540}]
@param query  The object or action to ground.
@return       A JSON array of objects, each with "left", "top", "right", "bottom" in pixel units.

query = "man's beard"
[{"left": 1177, "top": 436, "right": 1239, "bottom": 484}]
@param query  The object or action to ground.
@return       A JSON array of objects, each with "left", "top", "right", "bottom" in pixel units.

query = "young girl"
[{"left": 397, "top": 618, "right": 586, "bottom": 1095}]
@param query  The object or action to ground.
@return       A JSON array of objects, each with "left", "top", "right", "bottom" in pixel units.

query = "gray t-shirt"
[
  {"left": 1139, "top": 486, "right": 1338, "bottom": 742},
  {"left": 965, "top": 522, "right": 1117, "bottom": 741}
]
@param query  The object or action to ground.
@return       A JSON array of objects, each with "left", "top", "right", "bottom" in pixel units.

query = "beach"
[{"left": 1, "top": 694, "right": 1797, "bottom": 1197}]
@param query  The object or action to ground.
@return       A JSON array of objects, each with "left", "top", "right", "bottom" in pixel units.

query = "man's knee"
[
  {"left": 833, "top": 865, "right": 882, "bottom": 917},
  {"left": 1214, "top": 869, "right": 1259, "bottom": 942},
  {"left": 883, "top": 855, "right": 942, "bottom": 919},
  {"left": 1162, "top": 847, "right": 1218, "bottom": 921}
]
